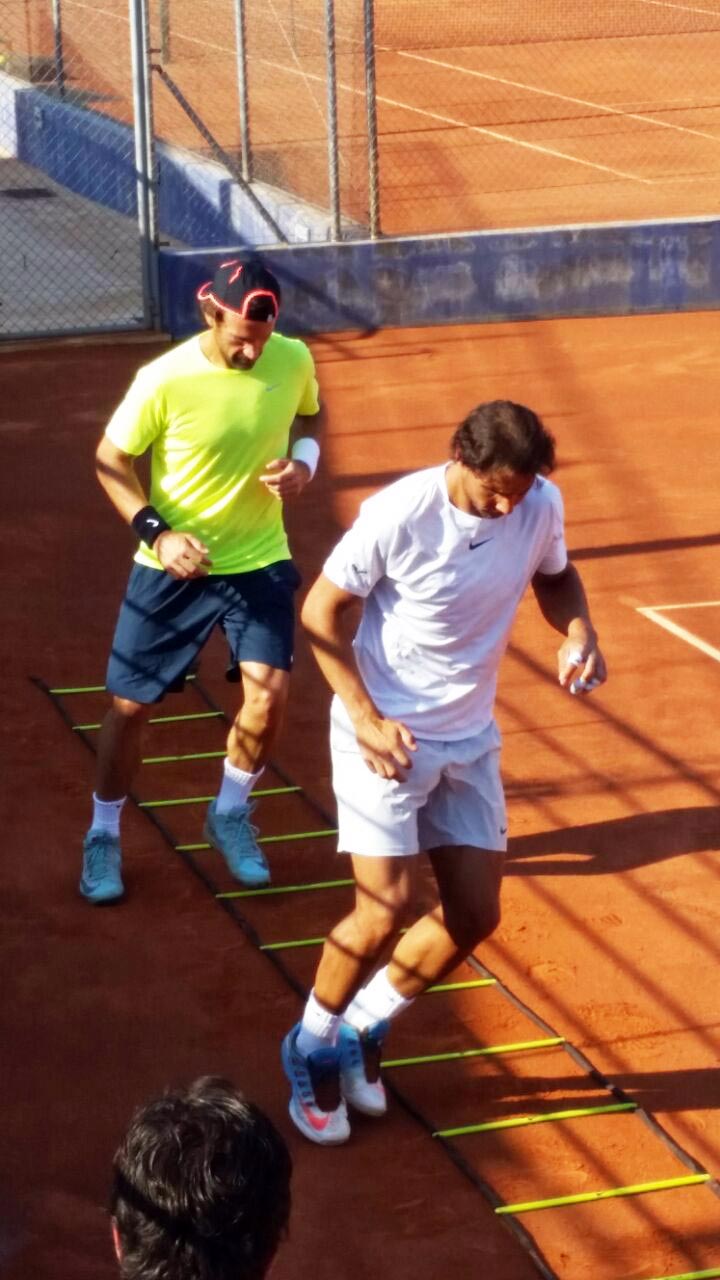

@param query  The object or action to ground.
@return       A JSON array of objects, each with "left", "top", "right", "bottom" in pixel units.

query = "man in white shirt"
[{"left": 281, "top": 400, "right": 607, "bottom": 1145}]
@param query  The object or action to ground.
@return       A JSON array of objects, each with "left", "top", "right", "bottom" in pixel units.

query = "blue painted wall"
[
  {"left": 160, "top": 220, "right": 720, "bottom": 337},
  {"left": 2, "top": 73, "right": 340, "bottom": 247}
]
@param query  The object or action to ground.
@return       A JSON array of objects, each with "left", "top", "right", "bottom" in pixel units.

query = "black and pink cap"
[{"left": 197, "top": 256, "right": 281, "bottom": 321}]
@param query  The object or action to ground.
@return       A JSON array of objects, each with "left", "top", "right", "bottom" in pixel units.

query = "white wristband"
[{"left": 291, "top": 436, "right": 320, "bottom": 479}]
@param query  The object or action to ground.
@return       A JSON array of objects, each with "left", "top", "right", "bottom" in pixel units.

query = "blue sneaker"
[
  {"left": 203, "top": 799, "right": 270, "bottom": 887},
  {"left": 281, "top": 1024, "right": 350, "bottom": 1146},
  {"left": 79, "top": 829, "right": 124, "bottom": 904},
  {"left": 339, "top": 1020, "right": 389, "bottom": 1116}
]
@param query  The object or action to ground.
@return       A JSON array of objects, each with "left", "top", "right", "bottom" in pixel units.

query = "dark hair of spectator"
[
  {"left": 110, "top": 1077, "right": 292, "bottom": 1280},
  {"left": 450, "top": 400, "right": 556, "bottom": 475}
]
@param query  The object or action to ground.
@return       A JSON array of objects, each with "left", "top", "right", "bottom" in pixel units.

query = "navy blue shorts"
[{"left": 106, "top": 560, "right": 302, "bottom": 704}]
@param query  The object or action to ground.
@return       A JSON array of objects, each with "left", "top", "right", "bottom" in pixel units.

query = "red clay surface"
[
  {"left": 5, "top": 0, "right": 720, "bottom": 233},
  {"left": 2, "top": 311, "right": 720, "bottom": 1280}
]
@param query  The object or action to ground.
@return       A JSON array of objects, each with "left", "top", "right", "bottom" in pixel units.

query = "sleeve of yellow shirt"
[
  {"left": 296, "top": 344, "right": 321, "bottom": 416},
  {"left": 105, "top": 368, "right": 165, "bottom": 457}
]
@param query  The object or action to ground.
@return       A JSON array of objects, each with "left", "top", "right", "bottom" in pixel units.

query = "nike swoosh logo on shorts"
[
  {"left": 469, "top": 539, "right": 491, "bottom": 550},
  {"left": 265, "top": 383, "right": 281, "bottom": 392}
]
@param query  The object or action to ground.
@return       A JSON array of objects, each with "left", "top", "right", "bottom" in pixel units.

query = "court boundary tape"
[{"left": 35, "top": 674, "right": 720, "bottom": 1279}]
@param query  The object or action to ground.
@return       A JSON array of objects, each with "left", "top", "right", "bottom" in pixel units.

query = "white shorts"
[{"left": 330, "top": 700, "right": 507, "bottom": 858}]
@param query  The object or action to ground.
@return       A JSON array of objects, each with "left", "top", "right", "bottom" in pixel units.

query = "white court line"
[
  {"left": 76, "top": 6, "right": 709, "bottom": 186},
  {"left": 265, "top": 0, "right": 327, "bottom": 129},
  {"left": 636, "top": 0, "right": 720, "bottom": 17},
  {"left": 395, "top": 51, "right": 720, "bottom": 148},
  {"left": 255, "top": 58, "right": 650, "bottom": 183},
  {"left": 637, "top": 603, "right": 720, "bottom": 662},
  {"left": 642, "top": 600, "right": 720, "bottom": 610}
]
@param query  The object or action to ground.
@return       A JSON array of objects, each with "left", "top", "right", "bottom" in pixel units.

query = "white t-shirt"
[{"left": 323, "top": 464, "right": 568, "bottom": 739}]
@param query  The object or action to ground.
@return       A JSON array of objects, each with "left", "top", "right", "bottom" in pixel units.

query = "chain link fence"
[
  {"left": 370, "top": 0, "right": 720, "bottom": 235},
  {"left": 0, "top": 0, "right": 150, "bottom": 337},
  {"left": 2, "top": 0, "right": 720, "bottom": 336}
]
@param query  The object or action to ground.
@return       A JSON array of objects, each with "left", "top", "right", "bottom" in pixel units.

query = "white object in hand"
[{"left": 570, "top": 675, "right": 601, "bottom": 696}]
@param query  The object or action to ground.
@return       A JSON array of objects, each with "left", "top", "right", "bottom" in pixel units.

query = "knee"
[
  {"left": 238, "top": 681, "right": 286, "bottom": 732},
  {"left": 353, "top": 890, "right": 411, "bottom": 951},
  {"left": 444, "top": 898, "right": 501, "bottom": 953},
  {"left": 111, "top": 697, "right": 150, "bottom": 724}
]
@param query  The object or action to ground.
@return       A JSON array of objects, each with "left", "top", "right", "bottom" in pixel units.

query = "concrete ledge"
[{"left": 159, "top": 219, "right": 720, "bottom": 337}]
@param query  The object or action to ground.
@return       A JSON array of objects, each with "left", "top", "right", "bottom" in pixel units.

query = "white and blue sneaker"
[
  {"left": 281, "top": 1024, "right": 350, "bottom": 1145},
  {"left": 79, "top": 829, "right": 124, "bottom": 904},
  {"left": 204, "top": 799, "right": 270, "bottom": 887},
  {"left": 339, "top": 1020, "right": 389, "bottom": 1116}
]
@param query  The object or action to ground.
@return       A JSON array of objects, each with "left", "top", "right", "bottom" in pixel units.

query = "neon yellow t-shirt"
[{"left": 105, "top": 333, "right": 320, "bottom": 574}]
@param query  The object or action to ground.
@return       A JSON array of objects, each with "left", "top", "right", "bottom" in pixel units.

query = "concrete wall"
[{"left": 159, "top": 219, "right": 720, "bottom": 337}]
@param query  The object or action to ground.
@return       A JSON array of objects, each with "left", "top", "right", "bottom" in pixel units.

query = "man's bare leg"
[
  {"left": 386, "top": 845, "right": 505, "bottom": 996},
  {"left": 95, "top": 696, "right": 152, "bottom": 799},
  {"left": 206, "top": 663, "right": 291, "bottom": 886},
  {"left": 81, "top": 696, "right": 151, "bottom": 903}
]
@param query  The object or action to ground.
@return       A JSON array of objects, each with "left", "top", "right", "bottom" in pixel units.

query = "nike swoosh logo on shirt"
[
  {"left": 264, "top": 383, "right": 281, "bottom": 392},
  {"left": 469, "top": 539, "right": 491, "bottom": 550}
]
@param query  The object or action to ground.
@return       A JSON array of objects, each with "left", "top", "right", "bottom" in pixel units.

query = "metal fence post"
[
  {"left": 51, "top": 0, "right": 66, "bottom": 98},
  {"left": 233, "top": 0, "right": 252, "bottom": 182},
  {"left": 363, "top": 0, "right": 381, "bottom": 237},
  {"left": 324, "top": 0, "right": 341, "bottom": 241},
  {"left": 129, "top": 0, "right": 160, "bottom": 328}
]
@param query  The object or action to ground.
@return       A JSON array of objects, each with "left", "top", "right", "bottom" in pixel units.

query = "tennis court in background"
[
  {"left": 3, "top": 307, "right": 720, "bottom": 1280},
  {"left": 4, "top": 0, "right": 720, "bottom": 235}
]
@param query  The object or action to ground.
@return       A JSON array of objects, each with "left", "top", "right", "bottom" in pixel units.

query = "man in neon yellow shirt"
[{"left": 80, "top": 256, "right": 324, "bottom": 903}]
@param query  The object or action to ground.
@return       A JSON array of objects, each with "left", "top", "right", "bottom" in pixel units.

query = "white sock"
[
  {"left": 92, "top": 794, "right": 126, "bottom": 835},
  {"left": 296, "top": 990, "right": 342, "bottom": 1057},
  {"left": 215, "top": 759, "right": 263, "bottom": 814},
  {"left": 343, "top": 966, "right": 414, "bottom": 1032}
]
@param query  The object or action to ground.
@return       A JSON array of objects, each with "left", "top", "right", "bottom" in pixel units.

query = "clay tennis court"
[
  {"left": 11, "top": 0, "right": 720, "bottom": 234},
  {"left": 2, "top": 307, "right": 720, "bottom": 1279}
]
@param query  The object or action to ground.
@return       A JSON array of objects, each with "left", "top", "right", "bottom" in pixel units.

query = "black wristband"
[{"left": 131, "top": 505, "right": 171, "bottom": 547}]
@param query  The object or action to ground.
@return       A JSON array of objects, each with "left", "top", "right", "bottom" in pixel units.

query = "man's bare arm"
[
  {"left": 532, "top": 561, "right": 607, "bottom": 691},
  {"left": 261, "top": 402, "right": 327, "bottom": 499},
  {"left": 95, "top": 435, "right": 150, "bottom": 523},
  {"left": 95, "top": 435, "right": 211, "bottom": 580},
  {"left": 301, "top": 572, "right": 417, "bottom": 778}
]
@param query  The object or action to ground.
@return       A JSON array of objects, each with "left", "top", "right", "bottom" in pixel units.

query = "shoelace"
[
  {"left": 307, "top": 1054, "right": 342, "bottom": 1111},
  {"left": 224, "top": 808, "right": 260, "bottom": 839},
  {"left": 87, "top": 835, "right": 115, "bottom": 878},
  {"left": 358, "top": 1033, "right": 382, "bottom": 1083},
  {"left": 344, "top": 1030, "right": 382, "bottom": 1082},
  {"left": 220, "top": 808, "right": 261, "bottom": 854}
]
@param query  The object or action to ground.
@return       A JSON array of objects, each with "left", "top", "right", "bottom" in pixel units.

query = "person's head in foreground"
[
  {"left": 110, "top": 1076, "right": 292, "bottom": 1280},
  {"left": 448, "top": 398, "right": 556, "bottom": 518},
  {"left": 197, "top": 255, "right": 282, "bottom": 371}
]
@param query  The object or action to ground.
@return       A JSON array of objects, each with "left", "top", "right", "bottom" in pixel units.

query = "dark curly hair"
[
  {"left": 110, "top": 1077, "right": 291, "bottom": 1280},
  {"left": 450, "top": 400, "right": 556, "bottom": 475}
]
